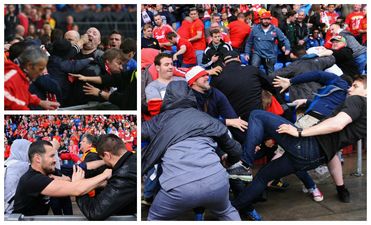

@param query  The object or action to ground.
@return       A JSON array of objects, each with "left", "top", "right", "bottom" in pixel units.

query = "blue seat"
[{"left": 240, "top": 54, "right": 248, "bottom": 65}]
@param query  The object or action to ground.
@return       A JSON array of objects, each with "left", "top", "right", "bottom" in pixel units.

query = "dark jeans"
[{"left": 234, "top": 110, "right": 326, "bottom": 211}]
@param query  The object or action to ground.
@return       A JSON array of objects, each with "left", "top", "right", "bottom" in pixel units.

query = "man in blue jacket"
[{"left": 244, "top": 11, "right": 291, "bottom": 75}]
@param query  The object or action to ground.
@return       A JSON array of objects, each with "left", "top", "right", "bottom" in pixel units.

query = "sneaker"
[
  {"left": 337, "top": 188, "right": 350, "bottom": 203},
  {"left": 246, "top": 209, "right": 262, "bottom": 221},
  {"left": 227, "top": 164, "right": 253, "bottom": 182},
  {"left": 268, "top": 179, "right": 289, "bottom": 191},
  {"left": 311, "top": 188, "right": 324, "bottom": 202}
]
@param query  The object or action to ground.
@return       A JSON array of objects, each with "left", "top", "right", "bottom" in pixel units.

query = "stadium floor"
[{"left": 141, "top": 151, "right": 367, "bottom": 221}]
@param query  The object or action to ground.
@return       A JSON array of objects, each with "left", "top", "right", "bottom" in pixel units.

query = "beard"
[
  {"left": 261, "top": 22, "right": 270, "bottom": 28},
  {"left": 42, "top": 162, "right": 56, "bottom": 175}
]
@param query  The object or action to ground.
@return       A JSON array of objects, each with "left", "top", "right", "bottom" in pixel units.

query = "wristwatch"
[{"left": 297, "top": 127, "right": 303, "bottom": 138}]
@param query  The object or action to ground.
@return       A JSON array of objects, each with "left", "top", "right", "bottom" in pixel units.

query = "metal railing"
[
  {"left": 353, "top": 139, "right": 364, "bottom": 177},
  {"left": 58, "top": 101, "right": 119, "bottom": 110},
  {"left": 5, "top": 214, "right": 136, "bottom": 221}
]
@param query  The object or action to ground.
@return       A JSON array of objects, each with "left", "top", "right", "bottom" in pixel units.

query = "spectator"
[
  {"left": 202, "top": 29, "right": 233, "bottom": 68},
  {"left": 166, "top": 32, "right": 197, "bottom": 68},
  {"left": 5, "top": 46, "right": 60, "bottom": 110},
  {"left": 5, "top": 5, "right": 20, "bottom": 40},
  {"left": 320, "top": 4, "right": 339, "bottom": 31},
  {"left": 345, "top": 4, "right": 364, "bottom": 43},
  {"left": 176, "top": 16, "right": 193, "bottom": 40},
  {"left": 141, "top": 24, "right": 161, "bottom": 50},
  {"left": 13, "top": 140, "right": 112, "bottom": 216},
  {"left": 305, "top": 28, "right": 325, "bottom": 49},
  {"left": 76, "top": 134, "right": 137, "bottom": 220},
  {"left": 107, "top": 30, "right": 122, "bottom": 49},
  {"left": 280, "top": 10, "right": 299, "bottom": 47},
  {"left": 153, "top": 14, "right": 176, "bottom": 52},
  {"left": 227, "top": 13, "right": 251, "bottom": 52},
  {"left": 244, "top": 11, "right": 290, "bottom": 75},
  {"left": 188, "top": 7, "right": 206, "bottom": 65},
  {"left": 295, "top": 10, "right": 309, "bottom": 46},
  {"left": 329, "top": 23, "right": 367, "bottom": 74}
]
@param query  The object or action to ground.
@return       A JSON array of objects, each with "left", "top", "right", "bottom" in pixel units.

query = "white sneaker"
[{"left": 311, "top": 187, "right": 324, "bottom": 202}]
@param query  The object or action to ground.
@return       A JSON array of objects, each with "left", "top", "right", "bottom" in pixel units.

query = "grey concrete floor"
[{"left": 141, "top": 151, "right": 367, "bottom": 221}]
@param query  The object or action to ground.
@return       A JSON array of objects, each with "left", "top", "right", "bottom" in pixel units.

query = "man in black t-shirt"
[
  {"left": 13, "top": 140, "right": 112, "bottom": 216},
  {"left": 231, "top": 76, "right": 366, "bottom": 216}
]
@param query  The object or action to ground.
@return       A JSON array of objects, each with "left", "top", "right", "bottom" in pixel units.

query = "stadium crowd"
[
  {"left": 141, "top": 4, "right": 367, "bottom": 221},
  {"left": 4, "top": 115, "right": 137, "bottom": 220},
  {"left": 4, "top": 4, "right": 137, "bottom": 110}
]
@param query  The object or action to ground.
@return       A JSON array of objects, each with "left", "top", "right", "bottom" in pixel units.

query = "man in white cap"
[{"left": 185, "top": 66, "right": 248, "bottom": 133}]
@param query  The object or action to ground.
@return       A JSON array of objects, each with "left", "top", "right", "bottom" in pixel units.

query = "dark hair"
[
  {"left": 120, "top": 38, "right": 136, "bottom": 54},
  {"left": 154, "top": 52, "right": 172, "bottom": 66},
  {"left": 50, "top": 29, "right": 64, "bottom": 43},
  {"left": 110, "top": 30, "right": 122, "bottom": 37},
  {"left": 102, "top": 48, "right": 125, "bottom": 62},
  {"left": 291, "top": 45, "right": 306, "bottom": 57},
  {"left": 82, "top": 133, "right": 95, "bottom": 146},
  {"left": 8, "top": 41, "right": 34, "bottom": 61},
  {"left": 28, "top": 140, "right": 53, "bottom": 162},
  {"left": 166, "top": 31, "right": 177, "bottom": 40},
  {"left": 354, "top": 75, "right": 367, "bottom": 89},
  {"left": 96, "top": 134, "right": 126, "bottom": 156},
  {"left": 210, "top": 28, "right": 221, "bottom": 36}
]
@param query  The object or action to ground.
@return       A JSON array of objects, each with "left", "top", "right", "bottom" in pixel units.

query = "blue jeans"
[
  {"left": 354, "top": 52, "right": 367, "bottom": 74},
  {"left": 234, "top": 110, "right": 326, "bottom": 211},
  {"left": 195, "top": 50, "right": 204, "bottom": 66},
  {"left": 251, "top": 54, "right": 276, "bottom": 75}
]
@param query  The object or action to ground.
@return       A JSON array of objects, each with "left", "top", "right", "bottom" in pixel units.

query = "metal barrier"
[
  {"left": 353, "top": 139, "right": 364, "bottom": 177},
  {"left": 58, "top": 101, "right": 119, "bottom": 110},
  {"left": 5, "top": 214, "right": 136, "bottom": 221}
]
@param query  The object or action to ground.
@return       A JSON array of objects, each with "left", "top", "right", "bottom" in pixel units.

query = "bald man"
[{"left": 64, "top": 30, "right": 80, "bottom": 45}]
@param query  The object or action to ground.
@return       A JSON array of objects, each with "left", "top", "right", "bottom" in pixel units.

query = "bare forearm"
[
  {"left": 85, "top": 76, "right": 102, "bottom": 84},
  {"left": 73, "top": 173, "right": 108, "bottom": 196}
]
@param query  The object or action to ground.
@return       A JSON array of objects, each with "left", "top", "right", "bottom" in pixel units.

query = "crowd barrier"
[
  {"left": 58, "top": 101, "right": 119, "bottom": 110},
  {"left": 5, "top": 214, "right": 137, "bottom": 221}
]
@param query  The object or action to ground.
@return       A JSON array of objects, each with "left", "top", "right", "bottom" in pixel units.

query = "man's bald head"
[
  {"left": 64, "top": 30, "right": 80, "bottom": 44},
  {"left": 84, "top": 27, "right": 101, "bottom": 51}
]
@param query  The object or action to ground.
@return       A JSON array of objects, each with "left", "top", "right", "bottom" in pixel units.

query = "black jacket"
[
  {"left": 142, "top": 81, "right": 242, "bottom": 174},
  {"left": 202, "top": 40, "right": 233, "bottom": 68},
  {"left": 76, "top": 152, "right": 136, "bottom": 220}
]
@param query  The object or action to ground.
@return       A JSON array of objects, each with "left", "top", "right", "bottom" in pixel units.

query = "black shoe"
[
  {"left": 267, "top": 179, "right": 289, "bottom": 191},
  {"left": 337, "top": 188, "right": 350, "bottom": 203},
  {"left": 227, "top": 164, "right": 253, "bottom": 182}
]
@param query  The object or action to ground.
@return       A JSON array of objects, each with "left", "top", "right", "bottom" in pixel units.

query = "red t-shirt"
[
  {"left": 345, "top": 11, "right": 364, "bottom": 36},
  {"left": 320, "top": 11, "right": 339, "bottom": 27},
  {"left": 359, "top": 16, "right": 367, "bottom": 45},
  {"left": 177, "top": 19, "right": 192, "bottom": 40},
  {"left": 228, "top": 20, "right": 251, "bottom": 49},
  {"left": 177, "top": 38, "right": 197, "bottom": 64},
  {"left": 190, "top": 18, "right": 206, "bottom": 50},
  {"left": 153, "top": 24, "right": 173, "bottom": 51}
]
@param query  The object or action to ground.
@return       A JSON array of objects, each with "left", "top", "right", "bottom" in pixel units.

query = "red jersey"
[
  {"left": 320, "top": 11, "right": 339, "bottom": 28},
  {"left": 359, "top": 16, "right": 367, "bottom": 45},
  {"left": 345, "top": 11, "right": 364, "bottom": 36},
  {"left": 190, "top": 18, "right": 206, "bottom": 50},
  {"left": 177, "top": 37, "right": 197, "bottom": 65},
  {"left": 153, "top": 24, "right": 174, "bottom": 51},
  {"left": 228, "top": 20, "right": 251, "bottom": 49},
  {"left": 177, "top": 19, "right": 192, "bottom": 40}
]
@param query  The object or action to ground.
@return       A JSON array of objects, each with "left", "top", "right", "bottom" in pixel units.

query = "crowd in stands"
[
  {"left": 4, "top": 4, "right": 137, "bottom": 110},
  {"left": 5, "top": 115, "right": 137, "bottom": 159},
  {"left": 4, "top": 115, "right": 137, "bottom": 219},
  {"left": 141, "top": 4, "right": 367, "bottom": 221}
]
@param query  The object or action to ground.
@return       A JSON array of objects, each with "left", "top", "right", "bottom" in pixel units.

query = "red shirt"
[
  {"left": 320, "top": 11, "right": 339, "bottom": 27},
  {"left": 345, "top": 11, "right": 364, "bottom": 36},
  {"left": 177, "top": 19, "right": 192, "bottom": 40},
  {"left": 228, "top": 20, "right": 251, "bottom": 49},
  {"left": 190, "top": 18, "right": 206, "bottom": 50},
  {"left": 177, "top": 37, "right": 197, "bottom": 65},
  {"left": 153, "top": 24, "right": 174, "bottom": 51},
  {"left": 359, "top": 16, "right": 367, "bottom": 45}
]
